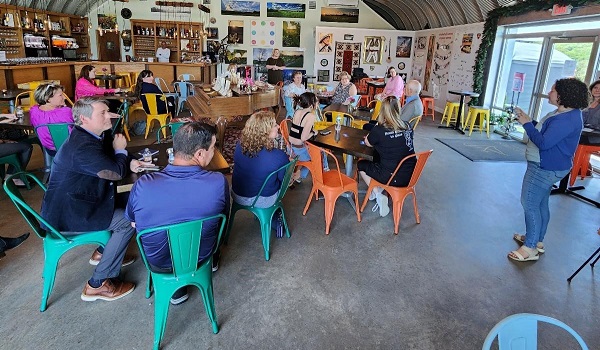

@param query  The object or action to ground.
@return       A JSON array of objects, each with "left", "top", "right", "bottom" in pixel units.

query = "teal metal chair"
[
  {"left": 173, "top": 81, "right": 194, "bottom": 114},
  {"left": 3, "top": 172, "right": 111, "bottom": 312},
  {"left": 482, "top": 313, "right": 589, "bottom": 350},
  {"left": 156, "top": 121, "right": 185, "bottom": 143},
  {"left": 0, "top": 154, "right": 31, "bottom": 190},
  {"left": 226, "top": 159, "right": 297, "bottom": 261},
  {"left": 136, "top": 214, "right": 226, "bottom": 349},
  {"left": 34, "top": 123, "right": 74, "bottom": 182}
]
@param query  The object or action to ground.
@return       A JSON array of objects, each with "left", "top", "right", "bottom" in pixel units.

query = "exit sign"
[{"left": 552, "top": 4, "right": 573, "bottom": 16}]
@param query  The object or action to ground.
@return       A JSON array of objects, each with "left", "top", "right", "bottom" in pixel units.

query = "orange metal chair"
[
  {"left": 569, "top": 145, "right": 600, "bottom": 186},
  {"left": 360, "top": 150, "right": 433, "bottom": 234},
  {"left": 421, "top": 96, "right": 435, "bottom": 121},
  {"left": 302, "top": 142, "right": 361, "bottom": 235},
  {"left": 356, "top": 78, "right": 369, "bottom": 106},
  {"left": 279, "top": 118, "right": 314, "bottom": 181}
]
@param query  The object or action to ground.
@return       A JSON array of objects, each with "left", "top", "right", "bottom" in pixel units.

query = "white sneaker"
[
  {"left": 375, "top": 192, "right": 390, "bottom": 217},
  {"left": 368, "top": 190, "right": 377, "bottom": 201}
]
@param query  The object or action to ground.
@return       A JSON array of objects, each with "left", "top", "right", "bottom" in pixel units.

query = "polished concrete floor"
[{"left": 1, "top": 117, "right": 599, "bottom": 349}]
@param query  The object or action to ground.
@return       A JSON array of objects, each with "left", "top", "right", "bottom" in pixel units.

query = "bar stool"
[
  {"left": 463, "top": 106, "right": 491, "bottom": 138},
  {"left": 440, "top": 101, "right": 460, "bottom": 127},
  {"left": 421, "top": 96, "right": 435, "bottom": 121}
]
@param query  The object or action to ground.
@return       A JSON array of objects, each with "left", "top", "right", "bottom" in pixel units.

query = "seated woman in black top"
[
  {"left": 133, "top": 70, "right": 176, "bottom": 116},
  {"left": 357, "top": 96, "right": 416, "bottom": 218}
]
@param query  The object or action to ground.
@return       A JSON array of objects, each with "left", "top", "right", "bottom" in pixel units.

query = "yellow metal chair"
[
  {"left": 115, "top": 72, "right": 132, "bottom": 89},
  {"left": 62, "top": 93, "right": 74, "bottom": 107},
  {"left": 141, "top": 93, "right": 171, "bottom": 139},
  {"left": 14, "top": 90, "right": 36, "bottom": 112},
  {"left": 440, "top": 101, "right": 461, "bottom": 127},
  {"left": 324, "top": 111, "right": 354, "bottom": 126},
  {"left": 313, "top": 121, "right": 335, "bottom": 131},
  {"left": 463, "top": 106, "right": 491, "bottom": 138},
  {"left": 409, "top": 115, "right": 422, "bottom": 130},
  {"left": 368, "top": 99, "right": 382, "bottom": 121}
]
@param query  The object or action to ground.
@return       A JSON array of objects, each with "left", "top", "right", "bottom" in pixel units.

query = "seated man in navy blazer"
[
  {"left": 125, "top": 122, "right": 230, "bottom": 305},
  {"left": 41, "top": 97, "right": 146, "bottom": 302}
]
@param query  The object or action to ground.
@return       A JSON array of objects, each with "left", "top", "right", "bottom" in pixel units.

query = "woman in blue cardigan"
[
  {"left": 509, "top": 78, "right": 588, "bottom": 261},
  {"left": 232, "top": 111, "right": 290, "bottom": 237}
]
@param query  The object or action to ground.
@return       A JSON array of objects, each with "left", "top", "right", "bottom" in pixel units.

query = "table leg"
[
  {"left": 551, "top": 173, "right": 600, "bottom": 208},
  {"left": 9, "top": 100, "right": 15, "bottom": 113},
  {"left": 438, "top": 96, "right": 466, "bottom": 135}
]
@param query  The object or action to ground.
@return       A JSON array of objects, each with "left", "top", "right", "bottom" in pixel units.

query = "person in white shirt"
[{"left": 156, "top": 41, "right": 170, "bottom": 63}]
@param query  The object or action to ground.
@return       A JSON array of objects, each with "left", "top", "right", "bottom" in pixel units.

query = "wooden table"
[
  {"left": 117, "top": 142, "right": 230, "bottom": 193},
  {"left": 550, "top": 128, "right": 600, "bottom": 208},
  {"left": 0, "top": 89, "right": 28, "bottom": 113},
  {"left": 325, "top": 103, "right": 372, "bottom": 121},
  {"left": 311, "top": 125, "right": 373, "bottom": 176},
  {"left": 95, "top": 75, "right": 124, "bottom": 89},
  {"left": 440, "top": 90, "right": 480, "bottom": 134},
  {"left": 0, "top": 112, "right": 33, "bottom": 130}
]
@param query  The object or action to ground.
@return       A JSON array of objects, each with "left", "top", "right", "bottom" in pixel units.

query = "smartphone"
[{"left": 320, "top": 130, "right": 332, "bottom": 135}]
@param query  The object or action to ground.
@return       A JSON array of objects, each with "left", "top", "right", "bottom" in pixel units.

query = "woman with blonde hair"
[
  {"left": 357, "top": 96, "right": 416, "bottom": 217},
  {"left": 232, "top": 111, "right": 290, "bottom": 236},
  {"left": 30, "top": 83, "right": 74, "bottom": 156},
  {"left": 330, "top": 71, "right": 357, "bottom": 105}
]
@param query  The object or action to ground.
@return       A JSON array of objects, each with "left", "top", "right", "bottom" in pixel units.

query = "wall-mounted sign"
[{"left": 551, "top": 4, "right": 573, "bottom": 16}]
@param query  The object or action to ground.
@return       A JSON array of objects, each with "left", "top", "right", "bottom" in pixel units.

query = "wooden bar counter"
[{"left": 0, "top": 61, "right": 216, "bottom": 98}]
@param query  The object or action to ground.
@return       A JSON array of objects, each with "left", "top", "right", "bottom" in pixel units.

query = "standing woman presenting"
[{"left": 509, "top": 78, "right": 588, "bottom": 262}]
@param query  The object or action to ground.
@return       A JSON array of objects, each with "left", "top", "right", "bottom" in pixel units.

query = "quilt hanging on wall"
[{"left": 334, "top": 42, "right": 361, "bottom": 81}]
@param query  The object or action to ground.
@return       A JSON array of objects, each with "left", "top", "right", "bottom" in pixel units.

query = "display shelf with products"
[{"left": 131, "top": 19, "right": 204, "bottom": 63}]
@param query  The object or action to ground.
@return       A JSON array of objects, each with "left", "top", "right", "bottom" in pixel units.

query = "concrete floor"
[{"left": 1, "top": 117, "right": 599, "bottom": 349}]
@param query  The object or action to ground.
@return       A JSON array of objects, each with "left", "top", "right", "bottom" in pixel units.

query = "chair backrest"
[
  {"left": 367, "top": 100, "right": 383, "bottom": 121},
  {"left": 62, "top": 93, "right": 74, "bottom": 107},
  {"left": 276, "top": 81, "right": 284, "bottom": 88},
  {"left": 157, "top": 121, "right": 185, "bottom": 143},
  {"left": 279, "top": 118, "right": 292, "bottom": 148},
  {"left": 356, "top": 78, "right": 369, "bottom": 94},
  {"left": 326, "top": 111, "right": 354, "bottom": 126},
  {"left": 3, "top": 173, "right": 71, "bottom": 242},
  {"left": 174, "top": 81, "right": 193, "bottom": 99},
  {"left": 305, "top": 142, "right": 345, "bottom": 187},
  {"left": 136, "top": 214, "right": 226, "bottom": 278},
  {"left": 34, "top": 123, "right": 74, "bottom": 150},
  {"left": 155, "top": 77, "right": 172, "bottom": 93},
  {"left": 482, "top": 313, "right": 589, "bottom": 350},
  {"left": 409, "top": 115, "right": 422, "bottom": 130},
  {"left": 250, "top": 159, "right": 297, "bottom": 208},
  {"left": 387, "top": 149, "right": 433, "bottom": 187},
  {"left": 115, "top": 72, "right": 132, "bottom": 89},
  {"left": 178, "top": 74, "right": 195, "bottom": 81},
  {"left": 350, "top": 95, "right": 361, "bottom": 108},
  {"left": 141, "top": 93, "right": 168, "bottom": 115},
  {"left": 15, "top": 90, "right": 36, "bottom": 109}
]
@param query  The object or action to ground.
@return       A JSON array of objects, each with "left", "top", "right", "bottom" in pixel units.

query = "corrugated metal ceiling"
[{"left": 5, "top": 0, "right": 505, "bottom": 29}]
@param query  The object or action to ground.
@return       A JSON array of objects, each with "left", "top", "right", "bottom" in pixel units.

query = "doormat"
[{"left": 435, "top": 138, "right": 526, "bottom": 162}]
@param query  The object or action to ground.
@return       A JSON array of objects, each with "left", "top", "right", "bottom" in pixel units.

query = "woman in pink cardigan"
[
  {"left": 74, "top": 65, "right": 121, "bottom": 100},
  {"left": 30, "top": 83, "right": 74, "bottom": 156},
  {"left": 375, "top": 67, "right": 404, "bottom": 100}
]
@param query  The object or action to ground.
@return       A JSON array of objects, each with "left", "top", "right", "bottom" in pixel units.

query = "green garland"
[{"left": 471, "top": 0, "right": 600, "bottom": 105}]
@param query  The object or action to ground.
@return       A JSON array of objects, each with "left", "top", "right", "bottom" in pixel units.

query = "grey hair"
[
  {"left": 72, "top": 97, "right": 107, "bottom": 125},
  {"left": 33, "top": 83, "right": 64, "bottom": 105},
  {"left": 339, "top": 71, "right": 351, "bottom": 80},
  {"left": 173, "top": 122, "right": 216, "bottom": 159},
  {"left": 407, "top": 80, "right": 422, "bottom": 95}
]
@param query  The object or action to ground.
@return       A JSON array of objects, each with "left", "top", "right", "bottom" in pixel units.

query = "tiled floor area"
[{"left": 1, "top": 116, "right": 599, "bottom": 349}]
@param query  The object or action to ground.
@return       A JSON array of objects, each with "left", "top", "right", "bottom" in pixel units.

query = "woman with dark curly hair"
[
  {"left": 231, "top": 111, "right": 290, "bottom": 237},
  {"left": 583, "top": 79, "right": 600, "bottom": 128},
  {"left": 509, "top": 78, "right": 588, "bottom": 262}
]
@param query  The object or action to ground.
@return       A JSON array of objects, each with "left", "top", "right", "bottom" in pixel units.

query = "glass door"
[{"left": 533, "top": 36, "right": 599, "bottom": 120}]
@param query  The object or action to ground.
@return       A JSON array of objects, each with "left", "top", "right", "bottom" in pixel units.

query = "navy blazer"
[{"left": 41, "top": 126, "right": 129, "bottom": 232}]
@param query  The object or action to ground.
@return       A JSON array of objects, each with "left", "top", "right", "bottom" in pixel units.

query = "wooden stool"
[
  {"left": 421, "top": 96, "right": 435, "bottom": 121},
  {"left": 440, "top": 102, "right": 460, "bottom": 127},
  {"left": 464, "top": 106, "right": 490, "bottom": 138}
]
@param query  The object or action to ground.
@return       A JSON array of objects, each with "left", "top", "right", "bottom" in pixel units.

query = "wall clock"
[
  {"left": 121, "top": 8, "right": 132, "bottom": 19},
  {"left": 397, "top": 62, "right": 405, "bottom": 70},
  {"left": 320, "top": 59, "right": 328, "bottom": 67}
]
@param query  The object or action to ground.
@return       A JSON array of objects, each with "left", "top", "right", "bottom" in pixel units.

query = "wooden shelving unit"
[
  {"left": 0, "top": 4, "right": 90, "bottom": 60},
  {"left": 131, "top": 20, "right": 204, "bottom": 62}
]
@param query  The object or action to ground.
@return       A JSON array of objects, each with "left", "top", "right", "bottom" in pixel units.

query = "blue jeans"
[{"left": 520, "top": 161, "right": 569, "bottom": 249}]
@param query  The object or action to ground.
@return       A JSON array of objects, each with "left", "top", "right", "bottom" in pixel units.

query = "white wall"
[
  {"left": 87, "top": 0, "right": 392, "bottom": 74},
  {"left": 413, "top": 22, "right": 484, "bottom": 112},
  {"left": 313, "top": 26, "right": 414, "bottom": 87}
]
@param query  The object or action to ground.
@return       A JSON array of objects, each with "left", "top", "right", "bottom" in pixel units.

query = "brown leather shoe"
[
  {"left": 81, "top": 279, "right": 135, "bottom": 302},
  {"left": 89, "top": 249, "right": 135, "bottom": 267}
]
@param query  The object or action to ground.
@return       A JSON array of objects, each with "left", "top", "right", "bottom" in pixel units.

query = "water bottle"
[
  {"left": 167, "top": 148, "right": 174, "bottom": 165},
  {"left": 335, "top": 116, "right": 342, "bottom": 131},
  {"left": 15, "top": 106, "right": 24, "bottom": 119},
  {"left": 142, "top": 148, "right": 152, "bottom": 162}
]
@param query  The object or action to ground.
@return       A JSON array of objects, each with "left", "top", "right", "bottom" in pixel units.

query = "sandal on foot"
[
  {"left": 513, "top": 233, "right": 545, "bottom": 254},
  {"left": 508, "top": 246, "right": 539, "bottom": 262}
]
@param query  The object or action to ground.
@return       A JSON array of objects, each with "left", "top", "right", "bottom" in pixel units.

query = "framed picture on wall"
[
  {"left": 317, "top": 70, "right": 330, "bottom": 82},
  {"left": 363, "top": 36, "right": 383, "bottom": 64}
]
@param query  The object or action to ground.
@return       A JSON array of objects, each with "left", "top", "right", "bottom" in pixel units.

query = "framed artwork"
[
  {"left": 321, "top": 7, "right": 358, "bottom": 23},
  {"left": 228, "top": 20, "right": 244, "bottom": 44},
  {"left": 320, "top": 59, "right": 328, "bottom": 66},
  {"left": 396, "top": 36, "right": 412, "bottom": 58},
  {"left": 221, "top": 1, "right": 260, "bottom": 16},
  {"left": 267, "top": 2, "right": 306, "bottom": 18},
  {"left": 317, "top": 69, "right": 330, "bottom": 82},
  {"left": 397, "top": 62, "right": 405, "bottom": 70},
  {"left": 363, "top": 36, "right": 383, "bottom": 64},
  {"left": 207, "top": 27, "right": 218, "bottom": 39},
  {"left": 317, "top": 33, "right": 332, "bottom": 54},
  {"left": 344, "top": 34, "right": 354, "bottom": 40}
]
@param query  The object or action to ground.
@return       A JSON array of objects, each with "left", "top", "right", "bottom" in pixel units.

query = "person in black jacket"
[
  {"left": 133, "top": 69, "right": 176, "bottom": 116},
  {"left": 41, "top": 97, "right": 148, "bottom": 302}
]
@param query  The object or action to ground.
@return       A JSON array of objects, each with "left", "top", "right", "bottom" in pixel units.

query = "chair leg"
[
  {"left": 260, "top": 216, "right": 272, "bottom": 261},
  {"left": 144, "top": 118, "right": 153, "bottom": 139},
  {"left": 223, "top": 207, "right": 239, "bottom": 245},
  {"left": 40, "top": 247, "right": 62, "bottom": 312},
  {"left": 199, "top": 282, "right": 219, "bottom": 334},
  {"left": 152, "top": 286, "right": 172, "bottom": 350},
  {"left": 360, "top": 183, "right": 375, "bottom": 212},
  {"left": 353, "top": 191, "right": 361, "bottom": 222},
  {"left": 280, "top": 207, "right": 291, "bottom": 238},
  {"left": 324, "top": 196, "right": 337, "bottom": 235},
  {"left": 411, "top": 191, "right": 420, "bottom": 224},
  {"left": 302, "top": 187, "right": 316, "bottom": 215}
]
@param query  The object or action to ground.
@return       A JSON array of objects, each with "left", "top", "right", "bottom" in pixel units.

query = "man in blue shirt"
[{"left": 125, "top": 122, "right": 230, "bottom": 305}]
